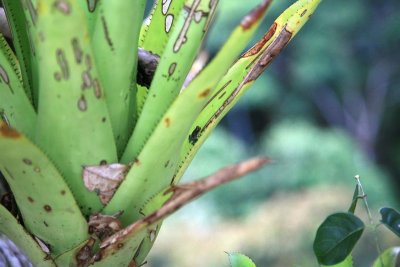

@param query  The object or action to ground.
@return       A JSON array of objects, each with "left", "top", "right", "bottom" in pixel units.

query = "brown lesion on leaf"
[
  {"left": 101, "top": 16, "right": 114, "bottom": 51},
  {"left": 0, "top": 122, "right": 21, "bottom": 138},
  {"left": 241, "top": 0, "right": 273, "bottom": 30},
  {"left": 164, "top": 117, "right": 171, "bottom": 128},
  {"left": 23, "top": 158, "right": 32, "bottom": 165},
  {"left": 88, "top": 212, "right": 123, "bottom": 240},
  {"left": 301, "top": 9, "right": 308, "bottom": 17},
  {"left": 198, "top": 88, "right": 211, "bottom": 98},
  {"left": 242, "top": 22, "right": 277, "bottom": 58},
  {"left": 43, "top": 205, "right": 52, "bottom": 212},
  {"left": 60, "top": 190, "right": 66, "bottom": 195},
  {"left": 244, "top": 26, "right": 292, "bottom": 83},
  {"left": 27, "top": 196, "right": 34, "bottom": 203}
]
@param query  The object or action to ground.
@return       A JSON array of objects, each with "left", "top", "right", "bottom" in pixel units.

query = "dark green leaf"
[
  {"left": 313, "top": 212, "right": 364, "bottom": 265},
  {"left": 380, "top": 207, "right": 400, "bottom": 237}
]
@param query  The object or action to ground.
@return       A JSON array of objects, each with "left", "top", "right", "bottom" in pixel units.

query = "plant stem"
[{"left": 354, "top": 175, "right": 383, "bottom": 265}]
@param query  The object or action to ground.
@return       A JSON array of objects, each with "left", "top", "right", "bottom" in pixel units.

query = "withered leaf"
[{"left": 83, "top": 163, "right": 128, "bottom": 204}]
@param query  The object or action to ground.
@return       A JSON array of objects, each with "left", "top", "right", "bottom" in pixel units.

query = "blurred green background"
[{"left": 147, "top": 0, "right": 400, "bottom": 266}]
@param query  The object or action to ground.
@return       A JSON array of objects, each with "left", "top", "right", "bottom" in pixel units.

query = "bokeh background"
[{"left": 146, "top": 0, "right": 400, "bottom": 266}]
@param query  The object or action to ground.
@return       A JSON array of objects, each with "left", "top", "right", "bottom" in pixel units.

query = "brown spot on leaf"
[
  {"left": 164, "top": 117, "right": 171, "bottom": 128},
  {"left": 300, "top": 9, "right": 307, "bottom": 17},
  {"left": 93, "top": 79, "right": 102, "bottom": 99},
  {"left": 198, "top": 88, "right": 211, "bottom": 98},
  {"left": 23, "top": 158, "right": 32, "bottom": 165},
  {"left": 168, "top": 63, "right": 177, "bottom": 77},
  {"left": 241, "top": 0, "right": 272, "bottom": 30},
  {"left": 242, "top": 22, "right": 277, "bottom": 58},
  {"left": 0, "top": 123, "right": 20, "bottom": 138},
  {"left": 60, "top": 190, "right": 66, "bottom": 195},
  {"left": 117, "top": 243, "right": 124, "bottom": 249},
  {"left": 43, "top": 205, "right": 52, "bottom": 212},
  {"left": 134, "top": 158, "right": 140, "bottom": 165},
  {"left": 101, "top": 117, "right": 106, "bottom": 123},
  {"left": 27, "top": 196, "right": 34, "bottom": 203},
  {"left": 78, "top": 95, "right": 87, "bottom": 111},
  {"left": 164, "top": 160, "right": 170, "bottom": 168},
  {"left": 43, "top": 221, "right": 48, "bottom": 227}
]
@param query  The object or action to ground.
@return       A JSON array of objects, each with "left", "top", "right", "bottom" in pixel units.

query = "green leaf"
[
  {"left": 313, "top": 212, "right": 364, "bottom": 266},
  {"left": 372, "top": 247, "right": 400, "bottom": 267},
  {"left": 228, "top": 252, "right": 257, "bottom": 267},
  {"left": 175, "top": 0, "right": 322, "bottom": 183},
  {"left": 2, "top": 0, "right": 36, "bottom": 102},
  {"left": 91, "top": 0, "right": 146, "bottom": 154},
  {"left": 380, "top": 207, "right": 400, "bottom": 237},
  {"left": 35, "top": 0, "right": 118, "bottom": 215},
  {"left": 322, "top": 255, "right": 354, "bottom": 267},
  {"left": 0, "top": 121, "right": 89, "bottom": 256},
  {"left": 0, "top": 204, "right": 55, "bottom": 267},
  {"left": 121, "top": 0, "right": 219, "bottom": 163},
  {"left": 0, "top": 34, "right": 36, "bottom": 139}
]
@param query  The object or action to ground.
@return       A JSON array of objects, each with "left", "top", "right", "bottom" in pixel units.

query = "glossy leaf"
[
  {"left": 372, "top": 247, "right": 400, "bottom": 267},
  {"left": 35, "top": 0, "right": 118, "bottom": 214},
  {"left": 0, "top": 204, "right": 55, "bottom": 267},
  {"left": 313, "top": 212, "right": 364, "bottom": 266},
  {"left": 0, "top": 34, "right": 36, "bottom": 139},
  {"left": 0, "top": 121, "right": 88, "bottom": 256},
  {"left": 380, "top": 207, "right": 400, "bottom": 237},
  {"left": 91, "top": 0, "right": 146, "bottom": 154},
  {"left": 228, "top": 252, "right": 257, "bottom": 267}
]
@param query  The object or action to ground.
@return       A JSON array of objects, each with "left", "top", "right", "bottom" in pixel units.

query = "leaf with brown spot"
[
  {"left": 98, "top": 157, "right": 269, "bottom": 266},
  {"left": 83, "top": 163, "right": 128, "bottom": 205},
  {"left": 0, "top": 122, "right": 88, "bottom": 256}
]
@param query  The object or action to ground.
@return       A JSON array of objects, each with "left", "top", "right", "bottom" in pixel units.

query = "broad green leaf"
[
  {"left": 175, "top": 0, "right": 322, "bottom": 183},
  {"left": 348, "top": 184, "right": 359, "bottom": 214},
  {"left": 313, "top": 212, "right": 364, "bottom": 266},
  {"left": 322, "top": 255, "right": 353, "bottom": 267},
  {"left": 0, "top": 204, "right": 55, "bottom": 267},
  {"left": 91, "top": 0, "right": 146, "bottom": 154},
  {"left": 0, "top": 121, "right": 89, "bottom": 256},
  {"left": 105, "top": 0, "right": 320, "bottom": 225},
  {"left": 228, "top": 252, "right": 257, "bottom": 267},
  {"left": 121, "top": 0, "right": 219, "bottom": 163},
  {"left": 380, "top": 207, "right": 400, "bottom": 237},
  {"left": 372, "top": 247, "right": 400, "bottom": 267},
  {"left": 35, "top": 0, "right": 118, "bottom": 215},
  {"left": 2, "top": 0, "right": 35, "bottom": 102},
  {"left": 0, "top": 34, "right": 36, "bottom": 139}
]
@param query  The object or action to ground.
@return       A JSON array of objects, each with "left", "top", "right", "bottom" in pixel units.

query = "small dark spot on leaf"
[
  {"left": 43, "top": 221, "right": 49, "bottom": 227},
  {"left": 27, "top": 196, "right": 34, "bottom": 203},
  {"left": 300, "top": 9, "right": 307, "bottom": 17},
  {"left": 23, "top": 158, "right": 32, "bottom": 165},
  {"left": 60, "top": 190, "right": 66, "bottom": 195},
  {"left": 198, "top": 88, "right": 211, "bottom": 98},
  {"left": 99, "top": 160, "right": 107, "bottom": 165},
  {"left": 189, "top": 126, "right": 201, "bottom": 145},
  {"left": 43, "top": 205, "right": 52, "bottom": 212},
  {"left": 78, "top": 95, "right": 87, "bottom": 111},
  {"left": 164, "top": 160, "right": 169, "bottom": 168},
  {"left": 117, "top": 243, "right": 124, "bottom": 249},
  {"left": 101, "top": 117, "right": 106, "bottom": 123},
  {"left": 134, "top": 158, "right": 140, "bottom": 165},
  {"left": 164, "top": 117, "right": 171, "bottom": 127}
]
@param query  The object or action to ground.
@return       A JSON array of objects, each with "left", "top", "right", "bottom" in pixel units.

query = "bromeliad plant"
[{"left": 0, "top": 0, "right": 321, "bottom": 266}]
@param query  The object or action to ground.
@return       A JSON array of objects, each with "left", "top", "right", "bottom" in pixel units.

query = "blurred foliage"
[{"left": 185, "top": 120, "right": 396, "bottom": 217}]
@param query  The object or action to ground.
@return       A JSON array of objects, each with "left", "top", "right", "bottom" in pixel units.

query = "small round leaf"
[
  {"left": 380, "top": 207, "right": 400, "bottom": 238},
  {"left": 313, "top": 212, "right": 364, "bottom": 265}
]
